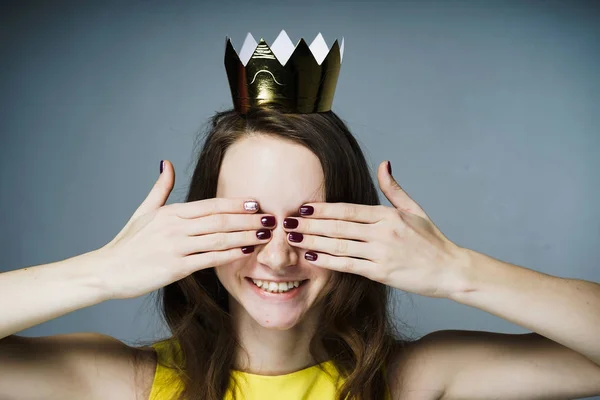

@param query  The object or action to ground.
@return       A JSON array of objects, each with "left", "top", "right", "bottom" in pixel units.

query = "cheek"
[
  {"left": 309, "top": 271, "right": 337, "bottom": 308},
  {"left": 309, "top": 264, "right": 334, "bottom": 281},
  {"left": 214, "top": 266, "right": 225, "bottom": 285},
  {"left": 214, "top": 259, "right": 248, "bottom": 291},
  {"left": 311, "top": 268, "right": 336, "bottom": 297},
  {"left": 319, "top": 270, "right": 339, "bottom": 292}
]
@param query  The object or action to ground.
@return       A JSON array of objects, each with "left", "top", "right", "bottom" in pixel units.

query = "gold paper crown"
[{"left": 224, "top": 30, "right": 345, "bottom": 114}]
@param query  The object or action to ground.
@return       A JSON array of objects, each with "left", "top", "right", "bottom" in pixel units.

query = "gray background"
[{"left": 1, "top": 0, "right": 599, "bottom": 398}]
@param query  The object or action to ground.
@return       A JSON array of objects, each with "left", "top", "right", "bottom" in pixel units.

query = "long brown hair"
[{"left": 149, "top": 107, "right": 413, "bottom": 399}]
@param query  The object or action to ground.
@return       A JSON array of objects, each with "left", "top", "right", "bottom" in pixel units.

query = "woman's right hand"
[{"left": 96, "top": 160, "right": 274, "bottom": 300}]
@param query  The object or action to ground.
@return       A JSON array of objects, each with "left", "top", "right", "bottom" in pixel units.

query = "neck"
[{"left": 229, "top": 297, "right": 329, "bottom": 376}]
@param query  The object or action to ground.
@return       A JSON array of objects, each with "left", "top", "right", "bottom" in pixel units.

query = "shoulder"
[
  {"left": 389, "top": 329, "right": 600, "bottom": 400},
  {"left": 385, "top": 332, "right": 452, "bottom": 400},
  {"left": 65, "top": 332, "right": 158, "bottom": 400},
  {"left": 386, "top": 330, "right": 505, "bottom": 399},
  {"left": 74, "top": 333, "right": 159, "bottom": 400},
  {"left": 47, "top": 332, "right": 158, "bottom": 400},
  {"left": 0, "top": 332, "right": 157, "bottom": 400}
]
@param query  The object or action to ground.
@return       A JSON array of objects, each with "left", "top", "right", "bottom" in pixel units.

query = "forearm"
[
  {"left": 0, "top": 250, "right": 110, "bottom": 340},
  {"left": 449, "top": 248, "right": 600, "bottom": 366}
]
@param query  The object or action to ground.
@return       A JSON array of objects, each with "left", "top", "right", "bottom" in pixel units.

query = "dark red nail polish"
[
  {"left": 305, "top": 251, "right": 318, "bottom": 261},
  {"left": 387, "top": 161, "right": 392, "bottom": 175},
  {"left": 160, "top": 160, "right": 165, "bottom": 174},
  {"left": 256, "top": 229, "right": 271, "bottom": 240},
  {"left": 241, "top": 246, "right": 255, "bottom": 254},
  {"left": 288, "top": 232, "right": 303, "bottom": 242},
  {"left": 299, "top": 206, "right": 313, "bottom": 216},
  {"left": 283, "top": 218, "right": 299, "bottom": 229},
  {"left": 261, "top": 216, "right": 276, "bottom": 227}
]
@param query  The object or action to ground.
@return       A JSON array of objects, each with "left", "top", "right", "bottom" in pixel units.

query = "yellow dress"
[{"left": 148, "top": 340, "right": 392, "bottom": 399}]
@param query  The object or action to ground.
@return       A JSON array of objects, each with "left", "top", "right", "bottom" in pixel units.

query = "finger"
[
  {"left": 181, "top": 229, "right": 273, "bottom": 255},
  {"left": 377, "top": 160, "right": 430, "bottom": 221},
  {"left": 184, "top": 213, "right": 277, "bottom": 236},
  {"left": 287, "top": 232, "right": 373, "bottom": 260},
  {"left": 302, "top": 251, "right": 376, "bottom": 279},
  {"left": 174, "top": 198, "right": 260, "bottom": 219},
  {"left": 298, "top": 202, "right": 386, "bottom": 224},
  {"left": 282, "top": 217, "right": 372, "bottom": 242},
  {"left": 180, "top": 247, "right": 254, "bottom": 275}
]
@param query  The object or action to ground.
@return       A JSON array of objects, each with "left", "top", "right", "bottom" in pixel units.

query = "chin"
[{"left": 248, "top": 309, "right": 305, "bottom": 330}]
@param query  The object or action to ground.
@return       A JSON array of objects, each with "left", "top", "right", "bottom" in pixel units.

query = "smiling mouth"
[{"left": 246, "top": 277, "right": 308, "bottom": 293}]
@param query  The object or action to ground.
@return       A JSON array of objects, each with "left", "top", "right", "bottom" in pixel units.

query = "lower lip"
[{"left": 246, "top": 278, "right": 307, "bottom": 301}]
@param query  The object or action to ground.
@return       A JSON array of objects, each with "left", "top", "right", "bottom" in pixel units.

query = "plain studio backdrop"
[{"left": 1, "top": 0, "right": 599, "bottom": 398}]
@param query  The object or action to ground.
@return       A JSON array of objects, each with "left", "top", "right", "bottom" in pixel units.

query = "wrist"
[
  {"left": 440, "top": 246, "right": 477, "bottom": 300},
  {"left": 65, "top": 248, "right": 116, "bottom": 303}
]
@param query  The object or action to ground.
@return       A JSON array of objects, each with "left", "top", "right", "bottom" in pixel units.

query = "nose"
[{"left": 255, "top": 223, "right": 299, "bottom": 274}]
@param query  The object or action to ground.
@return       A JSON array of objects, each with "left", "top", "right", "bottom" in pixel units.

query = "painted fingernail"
[
  {"left": 305, "top": 251, "right": 318, "bottom": 261},
  {"left": 288, "top": 232, "right": 303, "bottom": 242},
  {"left": 241, "top": 246, "right": 255, "bottom": 254},
  {"left": 256, "top": 229, "right": 271, "bottom": 240},
  {"left": 387, "top": 161, "right": 392, "bottom": 175},
  {"left": 261, "top": 216, "right": 276, "bottom": 227},
  {"left": 299, "top": 205, "right": 313, "bottom": 216},
  {"left": 160, "top": 160, "right": 165, "bottom": 174},
  {"left": 244, "top": 201, "right": 259, "bottom": 212},
  {"left": 283, "top": 217, "right": 298, "bottom": 229}
]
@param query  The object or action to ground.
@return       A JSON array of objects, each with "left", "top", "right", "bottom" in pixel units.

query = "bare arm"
[{"left": 0, "top": 250, "right": 110, "bottom": 340}]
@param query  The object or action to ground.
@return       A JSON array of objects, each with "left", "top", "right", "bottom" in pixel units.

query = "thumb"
[
  {"left": 377, "top": 160, "right": 430, "bottom": 221},
  {"left": 104, "top": 160, "right": 175, "bottom": 249},
  {"left": 131, "top": 159, "right": 176, "bottom": 220}
]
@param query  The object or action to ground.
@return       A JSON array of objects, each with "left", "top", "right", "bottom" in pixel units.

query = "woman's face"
[{"left": 214, "top": 134, "right": 333, "bottom": 330}]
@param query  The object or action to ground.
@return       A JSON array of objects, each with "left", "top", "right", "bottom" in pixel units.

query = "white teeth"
[{"left": 251, "top": 279, "right": 304, "bottom": 293}]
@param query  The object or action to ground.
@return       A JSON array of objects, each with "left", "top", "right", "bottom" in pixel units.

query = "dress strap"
[{"left": 148, "top": 340, "right": 184, "bottom": 400}]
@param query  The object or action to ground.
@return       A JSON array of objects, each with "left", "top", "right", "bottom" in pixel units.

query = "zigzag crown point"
[{"left": 228, "top": 32, "right": 343, "bottom": 66}]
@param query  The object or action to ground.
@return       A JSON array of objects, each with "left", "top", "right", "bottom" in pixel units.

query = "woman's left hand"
[{"left": 284, "top": 161, "right": 469, "bottom": 299}]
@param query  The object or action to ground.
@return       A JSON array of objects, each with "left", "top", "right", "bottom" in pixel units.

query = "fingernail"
[
  {"left": 283, "top": 218, "right": 298, "bottom": 229},
  {"left": 241, "top": 246, "right": 255, "bottom": 254},
  {"left": 244, "top": 201, "right": 259, "bottom": 212},
  {"left": 387, "top": 161, "right": 392, "bottom": 175},
  {"left": 261, "top": 216, "right": 276, "bottom": 227},
  {"left": 305, "top": 251, "right": 318, "bottom": 261},
  {"left": 160, "top": 160, "right": 165, "bottom": 174},
  {"left": 299, "top": 206, "right": 313, "bottom": 216},
  {"left": 256, "top": 229, "right": 271, "bottom": 240},
  {"left": 288, "top": 232, "right": 303, "bottom": 242}
]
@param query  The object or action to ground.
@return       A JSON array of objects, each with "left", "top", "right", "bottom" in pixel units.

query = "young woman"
[
  {"left": 1, "top": 107, "right": 600, "bottom": 400},
  {"left": 3, "top": 25, "right": 600, "bottom": 398}
]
